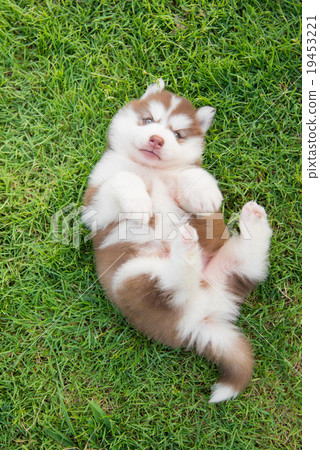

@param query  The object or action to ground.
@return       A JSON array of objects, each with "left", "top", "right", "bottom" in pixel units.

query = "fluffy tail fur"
[{"left": 196, "top": 326, "right": 254, "bottom": 403}]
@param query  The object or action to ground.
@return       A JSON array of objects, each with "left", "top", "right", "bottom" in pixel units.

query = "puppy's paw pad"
[
  {"left": 241, "top": 201, "right": 267, "bottom": 221},
  {"left": 239, "top": 201, "right": 272, "bottom": 239}
]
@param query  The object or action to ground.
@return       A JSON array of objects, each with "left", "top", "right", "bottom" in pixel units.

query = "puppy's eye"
[
  {"left": 173, "top": 131, "right": 182, "bottom": 139},
  {"left": 143, "top": 118, "right": 153, "bottom": 124}
]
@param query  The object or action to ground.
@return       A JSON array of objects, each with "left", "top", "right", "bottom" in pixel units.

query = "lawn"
[{"left": 0, "top": 0, "right": 301, "bottom": 448}]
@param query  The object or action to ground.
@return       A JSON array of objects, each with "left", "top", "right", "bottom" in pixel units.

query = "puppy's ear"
[
  {"left": 141, "top": 79, "right": 165, "bottom": 99},
  {"left": 196, "top": 106, "right": 216, "bottom": 133}
]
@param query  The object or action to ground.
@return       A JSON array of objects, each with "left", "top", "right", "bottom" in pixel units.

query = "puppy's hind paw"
[
  {"left": 239, "top": 201, "right": 272, "bottom": 240},
  {"left": 241, "top": 201, "right": 267, "bottom": 220}
]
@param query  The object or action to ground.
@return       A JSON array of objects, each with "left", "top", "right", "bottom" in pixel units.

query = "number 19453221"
[{"left": 307, "top": 16, "right": 317, "bottom": 74}]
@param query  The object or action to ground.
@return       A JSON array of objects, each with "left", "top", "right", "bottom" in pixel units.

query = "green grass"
[{"left": 0, "top": 0, "right": 301, "bottom": 448}]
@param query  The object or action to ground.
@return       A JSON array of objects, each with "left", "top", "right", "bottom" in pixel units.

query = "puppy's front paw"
[
  {"left": 176, "top": 169, "right": 223, "bottom": 213},
  {"left": 178, "top": 185, "right": 223, "bottom": 213}
]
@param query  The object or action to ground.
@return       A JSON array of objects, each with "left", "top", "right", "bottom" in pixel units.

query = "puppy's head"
[{"left": 108, "top": 79, "right": 216, "bottom": 168}]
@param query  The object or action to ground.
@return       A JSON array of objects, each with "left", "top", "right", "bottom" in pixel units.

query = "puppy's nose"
[{"left": 149, "top": 135, "right": 164, "bottom": 150}]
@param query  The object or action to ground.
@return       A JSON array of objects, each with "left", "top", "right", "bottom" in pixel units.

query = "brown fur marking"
[
  {"left": 83, "top": 185, "right": 98, "bottom": 207},
  {"left": 189, "top": 212, "right": 229, "bottom": 255},
  {"left": 95, "top": 241, "right": 139, "bottom": 292},
  {"left": 131, "top": 91, "right": 173, "bottom": 118},
  {"left": 131, "top": 91, "right": 204, "bottom": 138},
  {"left": 115, "top": 274, "right": 183, "bottom": 348},
  {"left": 90, "top": 222, "right": 118, "bottom": 249},
  {"left": 170, "top": 97, "right": 203, "bottom": 137},
  {"left": 226, "top": 273, "right": 257, "bottom": 302}
]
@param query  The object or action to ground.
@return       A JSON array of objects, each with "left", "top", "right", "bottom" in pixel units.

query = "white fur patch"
[
  {"left": 148, "top": 101, "right": 166, "bottom": 122},
  {"left": 177, "top": 312, "right": 240, "bottom": 355},
  {"left": 169, "top": 113, "right": 192, "bottom": 130},
  {"left": 99, "top": 220, "right": 155, "bottom": 248},
  {"left": 169, "top": 95, "right": 181, "bottom": 111},
  {"left": 147, "top": 97, "right": 184, "bottom": 128},
  {"left": 112, "top": 256, "right": 160, "bottom": 294},
  {"left": 209, "top": 383, "right": 239, "bottom": 403}
]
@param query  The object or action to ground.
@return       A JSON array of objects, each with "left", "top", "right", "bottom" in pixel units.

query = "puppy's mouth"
[{"left": 139, "top": 149, "right": 161, "bottom": 160}]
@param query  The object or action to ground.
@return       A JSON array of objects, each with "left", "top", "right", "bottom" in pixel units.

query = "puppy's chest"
[
  {"left": 141, "top": 174, "right": 175, "bottom": 210},
  {"left": 145, "top": 175, "right": 188, "bottom": 234}
]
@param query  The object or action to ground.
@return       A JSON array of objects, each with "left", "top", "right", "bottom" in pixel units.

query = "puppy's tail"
[{"left": 196, "top": 324, "right": 254, "bottom": 403}]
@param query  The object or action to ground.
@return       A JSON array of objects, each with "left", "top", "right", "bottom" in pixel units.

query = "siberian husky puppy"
[{"left": 83, "top": 80, "right": 272, "bottom": 403}]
